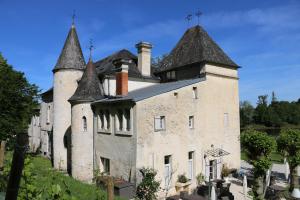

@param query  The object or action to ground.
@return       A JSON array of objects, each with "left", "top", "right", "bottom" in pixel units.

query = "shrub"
[
  {"left": 177, "top": 174, "right": 189, "bottom": 183},
  {"left": 221, "top": 164, "right": 230, "bottom": 178},
  {"left": 196, "top": 173, "right": 205, "bottom": 185},
  {"left": 136, "top": 168, "right": 160, "bottom": 200}
]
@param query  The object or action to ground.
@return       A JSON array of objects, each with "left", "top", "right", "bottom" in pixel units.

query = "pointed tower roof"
[
  {"left": 155, "top": 25, "right": 238, "bottom": 73},
  {"left": 53, "top": 25, "right": 86, "bottom": 72},
  {"left": 69, "top": 58, "right": 105, "bottom": 103}
]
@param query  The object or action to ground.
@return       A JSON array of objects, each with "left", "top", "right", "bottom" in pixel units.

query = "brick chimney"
[
  {"left": 113, "top": 58, "right": 131, "bottom": 96},
  {"left": 135, "top": 42, "right": 152, "bottom": 77}
]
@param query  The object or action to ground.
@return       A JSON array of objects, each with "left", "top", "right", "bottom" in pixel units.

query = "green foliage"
[
  {"left": 196, "top": 173, "right": 205, "bottom": 185},
  {"left": 0, "top": 53, "right": 40, "bottom": 148},
  {"left": 18, "top": 157, "right": 42, "bottom": 200},
  {"left": 2, "top": 153, "right": 122, "bottom": 200},
  {"left": 241, "top": 94, "right": 300, "bottom": 128},
  {"left": 177, "top": 174, "right": 188, "bottom": 183},
  {"left": 277, "top": 129, "right": 300, "bottom": 191},
  {"left": 136, "top": 168, "right": 160, "bottom": 200},
  {"left": 240, "top": 101, "right": 255, "bottom": 127},
  {"left": 277, "top": 129, "right": 300, "bottom": 168},
  {"left": 241, "top": 130, "right": 275, "bottom": 199},
  {"left": 221, "top": 164, "right": 230, "bottom": 178},
  {"left": 241, "top": 130, "right": 276, "bottom": 162}
]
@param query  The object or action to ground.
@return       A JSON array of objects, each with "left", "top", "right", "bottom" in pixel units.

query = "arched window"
[
  {"left": 46, "top": 105, "right": 50, "bottom": 124},
  {"left": 117, "top": 110, "right": 123, "bottom": 131},
  {"left": 82, "top": 116, "right": 87, "bottom": 132}
]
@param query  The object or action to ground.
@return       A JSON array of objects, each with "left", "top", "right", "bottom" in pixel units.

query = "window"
[
  {"left": 82, "top": 116, "right": 87, "bottom": 132},
  {"left": 100, "top": 157, "right": 110, "bottom": 175},
  {"left": 46, "top": 105, "right": 50, "bottom": 124},
  {"left": 189, "top": 116, "right": 194, "bottom": 129},
  {"left": 154, "top": 116, "right": 165, "bottom": 131},
  {"left": 164, "top": 155, "right": 172, "bottom": 188},
  {"left": 209, "top": 160, "right": 217, "bottom": 180},
  {"left": 117, "top": 109, "right": 123, "bottom": 131},
  {"left": 98, "top": 111, "right": 104, "bottom": 130},
  {"left": 188, "top": 151, "right": 194, "bottom": 180},
  {"left": 224, "top": 113, "right": 229, "bottom": 128},
  {"left": 166, "top": 71, "right": 176, "bottom": 80},
  {"left": 105, "top": 110, "right": 110, "bottom": 129},
  {"left": 192, "top": 87, "right": 198, "bottom": 99},
  {"left": 125, "top": 109, "right": 131, "bottom": 131}
]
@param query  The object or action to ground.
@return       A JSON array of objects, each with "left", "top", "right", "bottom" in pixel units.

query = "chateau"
[{"left": 28, "top": 22, "right": 240, "bottom": 197}]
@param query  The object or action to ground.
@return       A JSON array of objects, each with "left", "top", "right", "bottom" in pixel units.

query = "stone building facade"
[{"left": 28, "top": 23, "right": 240, "bottom": 198}]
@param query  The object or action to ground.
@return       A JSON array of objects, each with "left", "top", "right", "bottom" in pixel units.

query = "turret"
[
  {"left": 52, "top": 24, "right": 85, "bottom": 171},
  {"left": 69, "top": 57, "right": 105, "bottom": 182}
]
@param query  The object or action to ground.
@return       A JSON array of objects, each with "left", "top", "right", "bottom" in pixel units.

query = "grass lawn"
[
  {"left": 241, "top": 150, "right": 283, "bottom": 164},
  {"left": 3, "top": 152, "right": 124, "bottom": 200}
]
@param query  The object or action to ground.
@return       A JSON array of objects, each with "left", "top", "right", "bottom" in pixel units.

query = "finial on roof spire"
[
  {"left": 185, "top": 14, "right": 193, "bottom": 27},
  {"left": 88, "top": 39, "right": 95, "bottom": 61},
  {"left": 195, "top": 10, "right": 202, "bottom": 25},
  {"left": 72, "top": 10, "right": 76, "bottom": 27}
]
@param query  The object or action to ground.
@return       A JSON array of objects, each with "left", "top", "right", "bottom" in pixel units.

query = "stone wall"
[{"left": 53, "top": 69, "right": 83, "bottom": 170}]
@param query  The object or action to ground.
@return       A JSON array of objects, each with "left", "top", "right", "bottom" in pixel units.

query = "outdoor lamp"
[{"left": 291, "top": 188, "right": 300, "bottom": 199}]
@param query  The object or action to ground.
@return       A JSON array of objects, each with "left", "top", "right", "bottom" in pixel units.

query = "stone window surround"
[
  {"left": 189, "top": 116, "right": 194, "bottom": 129},
  {"left": 96, "top": 106, "right": 133, "bottom": 136},
  {"left": 154, "top": 116, "right": 166, "bottom": 132},
  {"left": 97, "top": 109, "right": 111, "bottom": 134}
]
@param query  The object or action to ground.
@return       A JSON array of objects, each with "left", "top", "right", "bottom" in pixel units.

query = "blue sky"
[{"left": 0, "top": 0, "right": 299, "bottom": 105}]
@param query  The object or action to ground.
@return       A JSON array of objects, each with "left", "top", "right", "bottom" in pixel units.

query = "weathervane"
[
  {"left": 185, "top": 14, "right": 193, "bottom": 27},
  {"left": 72, "top": 10, "right": 76, "bottom": 26},
  {"left": 195, "top": 10, "right": 202, "bottom": 25},
  {"left": 88, "top": 39, "right": 95, "bottom": 60}
]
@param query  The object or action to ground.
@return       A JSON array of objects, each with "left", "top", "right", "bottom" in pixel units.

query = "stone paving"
[{"left": 229, "top": 160, "right": 296, "bottom": 200}]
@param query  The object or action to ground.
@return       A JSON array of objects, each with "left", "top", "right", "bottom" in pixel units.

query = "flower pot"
[{"left": 175, "top": 181, "right": 192, "bottom": 193}]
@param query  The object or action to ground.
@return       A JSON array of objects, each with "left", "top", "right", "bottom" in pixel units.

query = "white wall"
[
  {"left": 71, "top": 103, "right": 94, "bottom": 182},
  {"left": 53, "top": 69, "right": 83, "bottom": 170},
  {"left": 134, "top": 64, "right": 240, "bottom": 198},
  {"left": 103, "top": 78, "right": 158, "bottom": 96}
]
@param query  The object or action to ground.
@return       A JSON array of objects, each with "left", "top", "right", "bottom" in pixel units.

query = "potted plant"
[
  {"left": 175, "top": 174, "right": 191, "bottom": 193},
  {"left": 196, "top": 173, "right": 205, "bottom": 186},
  {"left": 221, "top": 164, "right": 230, "bottom": 183}
]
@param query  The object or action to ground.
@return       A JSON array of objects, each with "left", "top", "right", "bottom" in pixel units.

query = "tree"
[
  {"left": 277, "top": 129, "right": 300, "bottom": 192},
  {"left": 271, "top": 91, "right": 277, "bottom": 103},
  {"left": 136, "top": 168, "right": 160, "bottom": 200},
  {"left": 0, "top": 53, "right": 39, "bottom": 147},
  {"left": 241, "top": 129, "right": 276, "bottom": 199},
  {"left": 240, "top": 101, "right": 255, "bottom": 127},
  {"left": 254, "top": 95, "right": 269, "bottom": 125}
]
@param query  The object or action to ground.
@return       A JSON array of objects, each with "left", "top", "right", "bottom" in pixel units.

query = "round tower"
[
  {"left": 52, "top": 24, "right": 85, "bottom": 171},
  {"left": 69, "top": 57, "right": 105, "bottom": 182}
]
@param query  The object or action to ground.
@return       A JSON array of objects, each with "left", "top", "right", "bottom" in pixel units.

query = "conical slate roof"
[
  {"left": 69, "top": 58, "right": 105, "bottom": 103},
  {"left": 53, "top": 25, "right": 86, "bottom": 72},
  {"left": 155, "top": 25, "right": 238, "bottom": 73}
]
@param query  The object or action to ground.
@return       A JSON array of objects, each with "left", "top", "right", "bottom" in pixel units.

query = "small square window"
[
  {"left": 100, "top": 157, "right": 110, "bottom": 175},
  {"left": 192, "top": 87, "right": 198, "bottom": 99},
  {"left": 154, "top": 116, "right": 165, "bottom": 131},
  {"left": 189, "top": 116, "right": 194, "bottom": 129}
]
